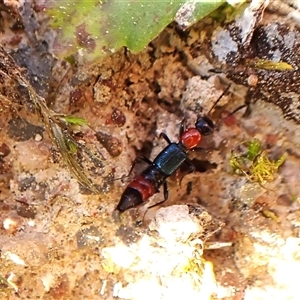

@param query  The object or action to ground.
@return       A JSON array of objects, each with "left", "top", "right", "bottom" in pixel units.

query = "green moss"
[{"left": 230, "top": 139, "right": 287, "bottom": 184}]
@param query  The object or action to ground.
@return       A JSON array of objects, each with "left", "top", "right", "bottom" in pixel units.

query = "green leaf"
[
  {"left": 252, "top": 59, "right": 294, "bottom": 71},
  {"left": 45, "top": 0, "right": 226, "bottom": 64},
  {"left": 274, "top": 152, "right": 288, "bottom": 168},
  {"left": 60, "top": 115, "right": 88, "bottom": 126},
  {"left": 246, "top": 138, "right": 261, "bottom": 160},
  {"left": 66, "top": 138, "right": 78, "bottom": 154}
]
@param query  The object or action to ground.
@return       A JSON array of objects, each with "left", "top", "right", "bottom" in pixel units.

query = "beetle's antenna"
[
  {"left": 215, "top": 103, "right": 248, "bottom": 129},
  {"left": 207, "top": 84, "right": 231, "bottom": 116}
]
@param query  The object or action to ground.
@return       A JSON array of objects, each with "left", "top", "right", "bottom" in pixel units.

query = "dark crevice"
[
  {"left": 157, "top": 98, "right": 181, "bottom": 114},
  {"left": 134, "top": 140, "right": 153, "bottom": 162},
  {"left": 190, "top": 158, "right": 217, "bottom": 173}
]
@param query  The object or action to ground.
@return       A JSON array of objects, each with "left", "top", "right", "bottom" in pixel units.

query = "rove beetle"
[{"left": 116, "top": 86, "right": 245, "bottom": 212}]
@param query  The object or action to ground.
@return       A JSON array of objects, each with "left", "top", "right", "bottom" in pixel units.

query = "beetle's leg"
[
  {"left": 128, "top": 156, "right": 152, "bottom": 176},
  {"left": 179, "top": 159, "right": 195, "bottom": 187},
  {"left": 118, "top": 156, "right": 153, "bottom": 181},
  {"left": 163, "top": 181, "right": 168, "bottom": 200},
  {"left": 159, "top": 132, "right": 172, "bottom": 144},
  {"left": 192, "top": 147, "right": 207, "bottom": 152},
  {"left": 145, "top": 181, "right": 169, "bottom": 212},
  {"left": 179, "top": 119, "right": 185, "bottom": 136}
]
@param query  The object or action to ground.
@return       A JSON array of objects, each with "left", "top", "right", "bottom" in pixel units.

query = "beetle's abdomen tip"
[{"left": 116, "top": 187, "right": 143, "bottom": 212}]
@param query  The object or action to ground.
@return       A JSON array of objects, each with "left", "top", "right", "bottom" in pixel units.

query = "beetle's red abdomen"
[{"left": 116, "top": 175, "right": 157, "bottom": 212}]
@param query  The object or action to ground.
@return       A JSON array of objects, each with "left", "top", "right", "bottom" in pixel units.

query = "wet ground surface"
[{"left": 1, "top": 2, "right": 300, "bottom": 300}]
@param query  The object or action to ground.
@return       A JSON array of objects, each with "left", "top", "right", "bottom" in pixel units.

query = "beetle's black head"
[
  {"left": 116, "top": 187, "right": 143, "bottom": 212},
  {"left": 195, "top": 116, "right": 215, "bottom": 136}
]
